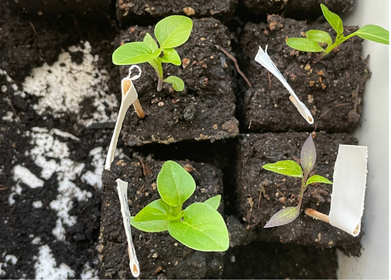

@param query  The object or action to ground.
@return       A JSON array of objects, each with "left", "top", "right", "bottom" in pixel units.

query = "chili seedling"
[
  {"left": 287, "top": 4, "right": 389, "bottom": 62},
  {"left": 262, "top": 134, "right": 333, "bottom": 228},
  {"left": 112, "top": 15, "right": 193, "bottom": 92},
  {"left": 130, "top": 160, "right": 229, "bottom": 252}
]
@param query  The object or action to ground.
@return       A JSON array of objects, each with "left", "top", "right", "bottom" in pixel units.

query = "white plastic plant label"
[
  {"left": 105, "top": 65, "right": 141, "bottom": 170},
  {"left": 254, "top": 46, "right": 314, "bottom": 124},
  {"left": 329, "top": 145, "right": 368, "bottom": 236},
  {"left": 117, "top": 179, "right": 140, "bottom": 277}
]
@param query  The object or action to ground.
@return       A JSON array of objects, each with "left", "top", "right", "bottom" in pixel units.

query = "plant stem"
[
  {"left": 156, "top": 60, "right": 164, "bottom": 92},
  {"left": 157, "top": 78, "right": 163, "bottom": 91}
]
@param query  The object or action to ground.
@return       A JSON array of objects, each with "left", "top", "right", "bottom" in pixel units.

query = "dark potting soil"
[
  {"left": 116, "top": 0, "right": 238, "bottom": 26},
  {"left": 0, "top": 0, "right": 369, "bottom": 278},
  {"left": 119, "top": 18, "right": 239, "bottom": 147},
  {"left": 99, "top": 159, "right": 225, "bottom": 279},
  {"left": 241, "top": 0, "right": 353, "bottom": 20},
  {"left": 238, "top": 15, "right": 370, "bottom": 133},
  {"left": 234, "top": 132, "right": 362, "bottom": 256}
]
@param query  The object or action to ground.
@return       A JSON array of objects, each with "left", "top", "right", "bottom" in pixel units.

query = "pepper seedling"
[
  {"left": 262, "top": 134, "right": 333, "bottom": 228},
  {"left": 112, "top": 15, "right": 193, "bottom": 92},
  {"left": 287, "top": 4, "right": 389, "bottom": 62},
  {"left": 130, "top": 160, "right": 229, "bottom": 252}
]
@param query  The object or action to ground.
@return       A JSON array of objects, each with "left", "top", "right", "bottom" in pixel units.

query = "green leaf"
[
  {"left": 320, "top": 4, "right": 344, "bottom": 35},
  {"left": 286, "top": 38, "right": 325, "bottom": 52},
  {"left": 168, "top": 203, "right": 229, "bottom": 251},
  {"left": 263, "top": 160, "right": 303, "bottom": 178},
  {"left": 157, "top": 161, "right": 196, "bottom": 208},
  {"left": 112, "top": 42, "right": 161, "bottom": 65},
  {"left": 133, "top": 199, "right": 173, "bottom": 223},
  {"left": 300, "top": 134, "right": 316, "bottom": 176},
  {"left": 155, "top": 15, "right": 193, "bottom": 49},
  {"left": 143, "top": 33, "right": 159, "bottom": 52},
  {"left": 164, "top": 76, "right": 185, "bottom": 91},
  {"left": 306, "top": 30, "right": 333, "bottom": 46},
  {"left": 130, "top": 216, "right": 169, "bottom": 232},
  {"left": 306, "top": 175, "right": 333, "bottom": 186},
  {"left": 264, "top": 206, "right": 300, "bottom": 228},
  {"left": 204, "top": 195, "right": 221, "bottom": 210},
  {"left": 356, "top": 24, "right": 389, "bottom": 45},
  {"left": 160, "top": 48, "right": 181, "bottom": 66}
]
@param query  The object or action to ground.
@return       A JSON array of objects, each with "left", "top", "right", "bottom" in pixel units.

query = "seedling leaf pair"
[
  {"left": 262, "top": 134, "right": 332, "bottom": 228},
  {"left": 287, "top": 4, "right": 389, "bottom": 59},
  {"left": 130, "top": 161, "right": 229, "bottom": 252},
  {"left": 112, "top": 16, "right": 193, "bottom": 91}
]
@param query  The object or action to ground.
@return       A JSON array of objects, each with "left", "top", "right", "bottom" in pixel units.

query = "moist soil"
[{"left": 0, "top": 0, "right": 366, "bottom": 279}]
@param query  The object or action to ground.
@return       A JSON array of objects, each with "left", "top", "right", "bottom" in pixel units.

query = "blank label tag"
[{"left": 329, "top": 145, "right": 368, "bottom": 236}]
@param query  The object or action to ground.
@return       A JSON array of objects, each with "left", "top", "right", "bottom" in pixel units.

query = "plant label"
[
  {"left": 117, "top": 179, "right": 140, "bottom": 277},
  {"left": 329, "top": 145, "right": 368, "bottom": 236},
  {"left": 254, "top": 46, "right": 314, "bottom": 124}
]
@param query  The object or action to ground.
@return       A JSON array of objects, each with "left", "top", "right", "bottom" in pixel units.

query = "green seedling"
[
  {"left": 262, "top": 134, "right": 333, "bottom": 228},
  {"left": 130, "top": 160, "right": 229, "bottom": 252},
  {"left": 287, "top": 4, "right": 389, "bottom": 62},
  {"left": 112, "top": 15, "right": 193, "bottom": 92}
]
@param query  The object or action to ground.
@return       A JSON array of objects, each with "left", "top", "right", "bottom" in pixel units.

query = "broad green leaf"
[
  {"left": 320, "top": 4, "right": 344, "bottom": 35},
  {"left": 263, "top": 160, "right": 303, "bottom": 178},
  {"left": 204, "top": 195, "right": 221, "bottom": 210},
  {"left": 112, "top": 42, "right": 161, "bottom": 65},
  {"left": 286, "top": 38, "right": 325, "bottom": 52},
  {"left": 264, "top": 206, "right": 300, "bottom": 228},
  {"left": 133, "top": 199, "right": 173, "bottom": 223},
  {"left": 130, "top": 216, "right": 169, "bottom": 232},
  {"left": 157, "top": 161, "right": 196, "bottom": 207},
  {"left": 155, "top": 15, "right": 193, "bottom": 49},
  {"left": 306, "top": 175, "right": 333, "bottom": 186},
  {"left": 356, "top": 24, "right": 389, "bottom": 45},
  {"left": 159, "top": 48, "right": 181, "bottom": 66},
  {"left": 168, "top": 203, "right": 229, "bottom": 251},
  {"left": 143, "top": 33, "right": 159, "bottom": 52},
  {"left": 164, "top": 76, "right": 185, "bottom": 91},
  {"left": 306, "top": 30, "right": 333, "bottom": 46},
  {"left": 300, "top": 134, "right": 316, "bottom": 175}
]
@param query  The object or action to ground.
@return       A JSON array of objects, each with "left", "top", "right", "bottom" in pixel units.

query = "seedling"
[
  {"left": 130, "top": 160, "right": 229, "bottom": 252},
  {"left": 287, "top": 4, "right": 389, "bottom": 62},
  {"left": 112, "top": 15, "right": 193, "bottom": 92},
  {"left": 262, "top": 134, "right": 333, "bottom": 228}
]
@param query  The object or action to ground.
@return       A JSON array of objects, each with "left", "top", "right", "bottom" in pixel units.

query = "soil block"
[
  {"left": 119, "top": 18, "right": 239, "bottom": 147},
  {"left": 241, "top": 0, "right": 353, "bottom": 20},
  {"left": 116, "top": 0, "right": 237, "bottom": 25},
  {"left": 99, "top": 158, "right": 225, "bottom": 279},
  {"left": 234, "top": 132, "right": 362, "bottom": 256},
  {"left": 239, "top": 15, "right": 370, "bottom": 133}
]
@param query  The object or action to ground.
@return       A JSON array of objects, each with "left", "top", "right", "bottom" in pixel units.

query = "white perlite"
[
  {"left": 22, "top": 41, "right": 118, "bottom": 126},
  {"left": 25, "top": 127, "right": 92, "bottom": 240},
  {"left": 0, "top": 255, "right": 18, "bottom": 276},
  {"left": 34, "top": 245, "right": 75, "bottom": 280}
]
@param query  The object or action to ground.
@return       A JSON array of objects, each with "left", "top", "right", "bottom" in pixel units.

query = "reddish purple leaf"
[
  {"left": 300, "top": 134, "right": 316, "bottom": 175},
  {"left": 264, "top": 206, "right": 300, "bottom": 228}
]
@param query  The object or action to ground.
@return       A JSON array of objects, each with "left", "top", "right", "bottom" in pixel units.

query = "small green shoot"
[
  {"left": 262, "top": 134, "right": 333, "bottom": 228},
  {"left": 112, "top": 15, "right": 193, "bottom": 91},
  {"left": 287, "top": 4, "right": 389, "bottom": 61},
  {"left": 130, "top": 160, "right": 229, "bottom": 252}
]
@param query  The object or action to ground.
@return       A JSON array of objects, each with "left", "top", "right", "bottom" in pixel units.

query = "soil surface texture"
[
  {"left": 0, "top": 0, "right": 370, "bottom": 278},
  {"left": 119, "top": 18, "right": 239, "bottom": 147}
]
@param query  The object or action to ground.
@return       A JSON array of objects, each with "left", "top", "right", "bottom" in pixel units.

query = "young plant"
[
  {"left": 287, "top": 4, "right": 389, "bottom": 62},
  {"left": 112, "top": 15, "right": 193, "bottom": 92},
  {"left": 130, "top": 160, "right": 229, "bottom": 252},
  {"left": 262, "top": 134, "right": 333, "bottom": 228}
]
